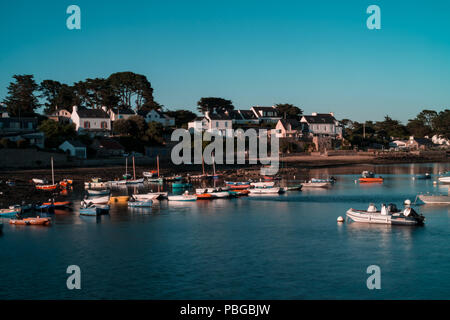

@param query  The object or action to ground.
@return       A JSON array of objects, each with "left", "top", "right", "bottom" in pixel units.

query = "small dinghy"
[
  {"left": 346, "top": 200, "right": 424, "bottom": 226},
  {"left": 302, "top": 181, "right": 329, "bottom": 188},
  {"left": 128, "top": 197, "right": 153, "bottom": 207},
  {"left": 9, "top": 216, "right": 51, "bottom": 226},
  {"left": 359, "top": 171, "right": 383, "bottom": 183},
  {"left": 249, "top": 187, "right": 281, "bottom": 194},
  {"left": 132, "top": 192, "right": 166, "bottom": 201},
  {"left": 86, "top": 189, "right": 110, "bottom": 196},
  {"left": 85, "top": 195, "right": 110, "bottom": 204},
  {"left": 168, "top": 191, "right": 197, "bottom": 201}
]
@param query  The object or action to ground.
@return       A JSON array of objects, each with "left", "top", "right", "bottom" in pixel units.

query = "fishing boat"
[
  {"left": 133, "top": 192, "right": 167, "bottom": 201},
  {"left": 110, "top": 195, "right": 130, "bottom": 203},
  {"left": 9, "top": 216, "right": 51, "bottom": 226},
  {"left": 359, "top": 171, "right": 383, "bottom": 183},
  {"left": 86, "top": 189, "right": 110, "bottom": 196},
  {"left": 85, "top": 195, "right": 110, "bottom": 204},
  {"left": 438, "top": 176, "right": 450, "bottom": 183},
  {"left": 249, "top": 187, "right": 281, "bottom": 194},
  {"left": 0, "top": 207, "right": 21, "bottom": 218},
  {"left": 412, "top": 173, "right": 431, "bottom": 180},
  {"left": 302, "top": 181, "right": 329, "bottom": 188},
  {"left": 346, "top": 200, "right": 424, "bottom": 225},
  {"left": 250, "top": 181, "right": 275, "bottom": 188},
  {"left": 168, "top": 191, "right": 197, "bottom": 201}
]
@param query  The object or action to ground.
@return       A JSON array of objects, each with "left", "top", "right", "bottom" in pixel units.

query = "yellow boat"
[{"left": 110, "top": 196, "right": 130, "bottom": 203}]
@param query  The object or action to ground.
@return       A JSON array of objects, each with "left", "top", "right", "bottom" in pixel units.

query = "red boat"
[
  {"left": 36, "top": 184, "right": 58, "bottom": 191},
  {"left": 9, "top": 216, "right": 51, "bottom": 226}
]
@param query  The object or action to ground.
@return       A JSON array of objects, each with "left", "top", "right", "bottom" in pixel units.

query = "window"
[
  {"left": 84, "top": 121, "right": 90, "bottom": 128},
  {"left": 225, "top": 122, "right": 228, "bottom": 127},
  {"left": 216, "top": 121, "right": 219, "bottom": 127},
  {"left": 101, "top": 121, "right": 107, "bottom": 129}
]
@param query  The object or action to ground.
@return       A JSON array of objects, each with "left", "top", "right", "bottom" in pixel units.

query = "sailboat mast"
[
  {"left": 133, "top": 156, "right": 136, "bottom": 180},
  {"left": 51, "top": 156, "right": 54, "bottom": 185},
  {"left": 125, "top": 157, "right": 128, "bottom": 175},
  {"left": 212, "top": 153, "right": 216, "bottom": 176},
  {"left": 202, "top": 155, "right": 205, "bottom": 176},
  {"left": 157, "top": 155, "right": 160, "bottom": 177}
]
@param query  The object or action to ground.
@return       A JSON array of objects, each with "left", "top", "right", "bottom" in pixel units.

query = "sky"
[{"left": 0, "top": 0, "right": 449, "bottom": 122}]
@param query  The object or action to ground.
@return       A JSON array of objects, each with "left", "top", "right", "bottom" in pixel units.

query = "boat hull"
[
  {"left": 346, "top": 209, "right": 423, "bottom": 225},
  {"left": 418, "top": 194, "right": 450, "bottom": 204}
]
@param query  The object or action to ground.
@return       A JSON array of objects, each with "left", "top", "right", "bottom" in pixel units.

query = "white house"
[
  {"left": 107, "top": 107, "right": 136, "bottom": 121},
  {"left": 48, "top": 107, "right": 71, "bottom": 123},
  {"left": 59, "top": 140, "right": 87, "bottom": 159},
  {"left": 138, "top": 109, "right": 175, "bottom": 127},
  {"left": 70, "top": 106, "right": 111, "bottom": 134},
  {"left": 275, "top": 119, "right": 308, "bottom": 138},
  {"left": 300, "top": 113, "right": 343, "bottom": 138},
  {"left": 251, "top": 106, "right": 281, "bottom": 123},
  {"left": 188, "top": 112, "right": 233, "bottom": 136}
]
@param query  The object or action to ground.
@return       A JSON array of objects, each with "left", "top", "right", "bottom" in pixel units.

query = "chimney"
[
  {"left": 312, "top": 112, "right": 317, "bottom": 116},
  {"left": 329, "top": 112, "right": 334, "bottom": 117},
  {"left": 72, "top": 105, "right": 78, "bottom": 113},
  {"left": 101, "top": 106, "right": 108, "bottom": 112}
]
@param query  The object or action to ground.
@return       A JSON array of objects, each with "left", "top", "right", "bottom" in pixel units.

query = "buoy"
[{"left": 337, "top": 216, "right": 344, "bottom": 223}]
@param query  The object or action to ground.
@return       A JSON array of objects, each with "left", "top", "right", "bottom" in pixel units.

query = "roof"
[
  {"left": 62, "top": 140, "right": 86, "bottom": 148},
  {"left": 110, "top": 108, "right": 135, "bottom": 115},
  {"left": 138, "top": 109, "right": 173, "bottom": 119},
  {"left": 252, "top": 106, "right": 276, "bottom": 112},
  {"left": 302, "top": 114, "right": 336, "bottom": 124},
  {"left": 76, "top": 107, "right": 109, "bottom": 119},
  {"left": 239, "top": 110, "right": 258, "bottom": 120},
  {"left": 410, "top": 137, "right": 434, "bottom": 145},
  {"left": 96, "top": 138, "right": 125, "bottom": 150},
  {"left": 279, "top": 119, "right": 304, "bottom": 131},
  {"left": 225, "top": 110, "right": 243, "bottom": 120},
  {"left": 207, "top": 113, "right": 231, "bottom": 120}
]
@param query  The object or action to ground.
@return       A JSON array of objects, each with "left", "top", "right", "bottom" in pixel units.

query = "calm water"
[{"left": 1, "top": 163, "right": 449, "bottom": 299}]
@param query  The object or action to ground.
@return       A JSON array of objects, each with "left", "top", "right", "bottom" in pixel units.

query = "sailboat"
[
  {"left": 126, "top": 157, "right": 144, "bottom": 184},
  {"left": 147, "top": 155, "right": 164, "bottom": 183},
  {"left": 36, "top": 157, "right": 58, "bottom": 191}
]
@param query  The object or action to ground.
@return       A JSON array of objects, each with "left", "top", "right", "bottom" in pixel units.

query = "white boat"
[
  {"left": 195, "top": 188, "right": 230, "bottom": 198},
  {"left": 84, "top": 178, "right": 109, "bottom": 189},
  {"left": 249, "top": 187, "right": 281, "bottom": 194},
  {"left": 32, "top": 178, "right": 47, "bottom": 184},
  {"left": 302, "top": 181, "right": 330, "bottom": 188},
  {"left": 346, "top": 201, "right": 425, "bottom": 225},
  {"left": 438, "top": 176, "right": 450, "bottom": 183},
  {"left": 128, "top": 198, "right": 153, "bottom": 207},
  {"left": 418, "top": 188, "right": 450, "bottom": 204},
  {"left": 250, "top": 181, "right": 275, "bottom": 188},
  {"left": 168, "top": 191, "right": 197, "bottom": 201},
  {"left": 86, "top": 189, "right": 110, "bottom": 196},
  {"left": 132, "top": 192, "right": 166, "bottom": 201},
  {"left": 125, "top": 178, "right": 145, "bottom": 184},
  {"left": 85, "top": 195, "right": 110, "bottom": 204}
]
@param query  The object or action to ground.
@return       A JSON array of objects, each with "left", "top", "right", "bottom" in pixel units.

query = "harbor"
[{"left": 1, "top": 162, "right": 449, "bottom": 299}]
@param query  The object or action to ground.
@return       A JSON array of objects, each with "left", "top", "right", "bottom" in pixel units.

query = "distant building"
[
  {"left": 59, "top": 140, "right": 87, "bottom": 159},
  {"left": 107, "top": 107, "right": 136, "bottom": 121},
  {"left": 138, "top": 109, "right": 175, "bottom": 127},
  {"left": 48, "top": 107, "right": 71, "bottom": 123},
  {"left": 407, "top": 136, "right": 435, "bottom": 150},
  {"left": 275, "top": 119, "right": 308, "bottom": 138},
  {"left": 0, "top": 117, "right": 38, "bottom": 134},
  {"left": 250, "top": 106, "right": 281, "bottom": 123},
  {"left": 188, "top": 111, "right": 233, "bottom": 136},
  {"left": 389, "top": 140, "right": 408, "bottom": 149},
  {"left": 70, "top": 106, "right": 111, "bottom": 135},
  {"left": 300, "top": 113, "right": 343, "bottom": 138},
  {"left": 432, "top": 135, "right": 450, "bottom": 146},
  {"left": 224, "top": 110, "right": 260, "bottom": 125},
  {"left": 91, "top": 137, "right": 125, "bottom": 157}
]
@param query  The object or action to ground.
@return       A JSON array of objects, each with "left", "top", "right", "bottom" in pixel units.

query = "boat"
[
  {"left": 172, "top": 182, "right": 192, "bottom": 189},
  {"left": 86, "top": 189, "right": 111, "bottom": 196},
  {"left": 302, "top": 181, "right": 329, "bottom": 188},
  {"left": 110, "top": 195, "right": 130, "bottom": 203},
  {"left": 250, "top": 181, "right": 275, "bottom": 188},
  {"left": 0, "top": 207, "right": 21, "bottom": 218},
  {"left": 145, "top": 155, "right": 163, "bottom": 183},
  {"left": 168, "top": 191, "right": 197, "bottom": 201},
  {"left": 42, "top": 200, "right": 71, "bottom": 209},
  {"left": 95, "top": 204, "right": 110, "bottom": 214},
  {"left": 79, "top": 202, "right": 97, "bottom": 216},
  {"left": 85, "top": 195, "right": 110, "bottom": 204},
  {"left": 286, "top": 184, "right": 303, "bottom": 191},
  {"left": 32, "top": 178, "right": 47, "bottom": 184},
  {"left": 438, "top": 176, "right": 450, "bottom": 183},
  {"left": 413, "top": 173, "right": 431, "bottom": 180},
  {"left": 147, "top": 177, "right": 164, "bottom": 183},
  {"left": 359, "top": 171, "right": 383, "bottom": 183},
  {"left": 346, "top": 200, "right": 424, "bottom": 225},
  {"left": 311, "top": 177, "right": 336, "bottom": 184},
  {"left": 196, "top": 193, "right": 215, "bottom": 200},
  {"left": 195, "top": 188, "right": 230, "bottom": 198},
  {"left": 225, "top": 181, "right": 251, "bottom": 189},
  {"left": 133, "top": 192, "right": 167, "bottom": 201},
  {"left": 36, "top": 157, "right": 59, "bottom": 191},
  {"left": 59, "top": 179, "right": 73, "bottom": 188},
  {"left": 417, "top": 188, "right": 450, "bottom": 204},
  {"left": 143, "top": 170, "right": 158, "bottom": 178},
  {"left": 128, "top": 197, "right": 153, "bottom": 207},
  {"left": 249, "top": 187, "right": 281, "bottom": 194},
  {"left": 165, "top": 176, "right": 183, "bottom": 182},
  {"left": 9, "top": 216, "right": 51, "bottom": 226},
  {"left": 84, "top": 178, "right": 109, "bottom": 189},
  {"left": 230, "top": 189, "right": 250, "bottom": 196}
]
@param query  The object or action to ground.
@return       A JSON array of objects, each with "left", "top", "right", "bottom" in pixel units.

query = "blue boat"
[
  {"left": 0, "top": 208, "right": 20, "bottom": 218},
  {"left": 172, "top": 183, "right": 192, "bottom": 189},
  {"left": 80, "top": 207, "right": 97, "bottom": 216}
]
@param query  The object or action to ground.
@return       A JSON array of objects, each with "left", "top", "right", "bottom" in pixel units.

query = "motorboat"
[
  {"left": 132, "top": 192, "right": 167, "bottom": 201},
  {"left": 85, "top": 195, "right": 110, "bottom": 204},
  {"left": 86, "top": 189, "right": 111, "bottom": 196},
  {"left": 286, "top": 184, "right": 303, "bottom": 191},
  {"left": 438, "top": 176, "right": 450, "bottom": 183},
  {"left": 0, "top": 207, "right": 21, "bottom": 218},
  {"left": 128, "top": 197, "right": 153, "bottom": 207},
  {"left": 250, "top": 181, "right": 275, "bottom": 188},
  {"left": 195, "top": 188, "right": 230, "bottom": 198},
  {"left": 311, "top": 177, "right": 336, "bottom": 184},
  {"left": 168, "top": 191, "right": 197, "bottom": 201},
  {"left": 412, "top": 173, "right": 431, "bottom": 180},
  {"left": 143, "top": 170, "right": 158, "bottom": 178},
  {"left": 302, "top": 181, "right": 329, "bottom": 188},
  {"left": 346, "top": 200, "right": 424, "bottom": 225},
  {"left": 417, "top": 188, "right": 450, "bottom": 204},
  {"left": 249, "top": 187, "right": 281, "bottom": 194},
  {"left": 359, "top": 171, "right": 383, "bottom": 183},
  {"left": 84, "top": 178, "right": 109, "bottom": 189}
]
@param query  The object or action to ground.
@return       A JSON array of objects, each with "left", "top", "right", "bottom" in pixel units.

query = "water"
[{"left": 1, "top": 163, "right": 449, "bottom": 299}]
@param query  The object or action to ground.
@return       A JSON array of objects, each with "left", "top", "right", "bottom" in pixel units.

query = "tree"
[
  {"left": 197, "top": 97, "right": 234, "bottom": 114},
  {"left": 108, "top": 72, "right": 156, "bottom": 110},
  {"left": 143, "top": 121, "right": 164, "bottom": 144},
  {"left": 38, "top": 119, "right": 76, "bottom": 148},
  {"left": 416, "top": 110, "right": 438, "bottom": 130},
  {"left": 113, "top": 119, "right": 132, "bottom": 136},
  {"left": 275, "top": 103, "right": 303, "bottom": 119},
  {"left": 166, "top": 109, "right": 197, "bottom": 127},
  {"left": 127, "top": 115, "right": 148, "bottom": 138},
  {"left": 39, "top": 80, "right": 63, "bottom": 114},
  {"left": 432, "top": 109, "right": 450, "bottom": 138},
  {"left": 406, "top": 119, "right": 432, "bottom": 138},
  {"left": 3, "top": 75, "right": 40, "bottom": 117}
]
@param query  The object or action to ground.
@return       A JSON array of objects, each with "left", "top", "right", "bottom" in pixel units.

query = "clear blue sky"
[{"left": 1, "top": 0, "right": 449, "bottom": 122}]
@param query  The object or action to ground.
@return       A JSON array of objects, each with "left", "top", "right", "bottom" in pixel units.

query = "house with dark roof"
[
  {"left": 223, "top": 110, "right": 260, "bottom": 125},
  {"left": 188, "top": 111, "right": 233, "bottom": 136},
  {"left": 70, "top": 106, "right": 111, "bottom": 134},
  {"left": 138, "top": 109, "right": 175, "bottom": 127},
  {"left": 107, "top": 107, "right": 136, "bottom": 121},
  {"left": 406, "top": 136, "right": 435, "bottom": 150},
  {"left": 59, "top": 140, "right": 87, "bottom": 159},
  {"left": 300, "top": 112, "right": 343, "bottom": 138},
  {"left": 275, "top": 119, "right": 309, "bottom": 138},
  {"left": 250, "top": 106, "right": 281, "bottom": 123}
]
